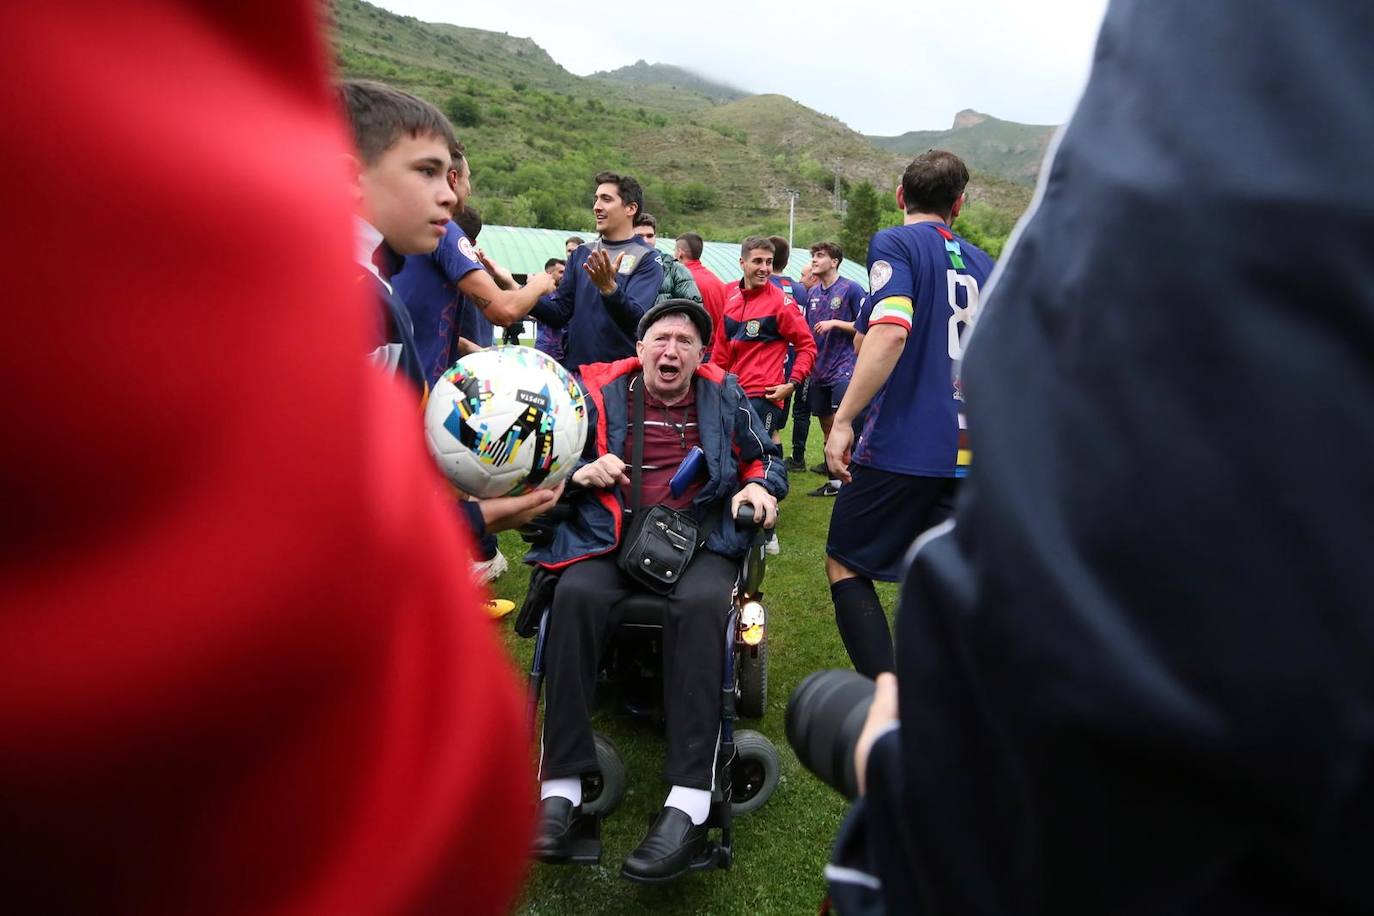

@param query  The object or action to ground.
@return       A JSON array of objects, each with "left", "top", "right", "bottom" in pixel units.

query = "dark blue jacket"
[
  {"left": 525, "top": 359, "right": 787, "bottom": 569},
  {"left": 529, "top": 237, "right": 663, "bottom": 371},
  {"left": 830, "top": 0, "right": 1374, "bottom": 912}
]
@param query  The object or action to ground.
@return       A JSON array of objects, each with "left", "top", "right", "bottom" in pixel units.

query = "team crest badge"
[
  {"left": 745, "top": 319, "right": 761, "bottom": 337},
  {"left": 458, "top": 236, "right": 478, "bottom": 260},
  {"left": 830, "top": 296, "right": 842, "bottom": 309},
  {"left": 869, "top": 260, "right": 892, "bottom": 293},
  {"left": 617, "top": 254, "right": 638, "bottom": 274}
]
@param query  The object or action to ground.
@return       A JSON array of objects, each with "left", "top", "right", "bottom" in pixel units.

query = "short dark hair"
[
  {"left": 768, "top": 236, "right": 791, "bottom": 271},
  {"left": 544, "top": 257, "right": 564, "bottom": 271},
  {"left": 741, "top": 236, "right": 775, "bottom": 258},
  {"left": 901, "top": 149, "right": 969, "bottom": 218},
  {"left": 339, "top": 80, "right": 457, "bottom": 166},
  {"left": 454, "top": 205, "right": 482, "bottom": 242},
  {"left": 593, "top": 170, "right": 644, "bottom": 219},
  {"left": 676, "top": 232, "right": 704, "bottom": 260},
  {"left": 633, "top": 212, "right": 658, "bottom": 231},
  {"left": 565, "top": 236, "right": 585, "bottom": 247},
  {"left": 810, "top": 241, "right": 843, "bottom": 265}
]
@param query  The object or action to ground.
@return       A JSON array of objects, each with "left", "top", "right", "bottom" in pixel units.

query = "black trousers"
[
  {"left": 540, "top": 549, "right": 736, "bottom": 790},
  {"left": 791, "top": 377, "right": 812, "bottom": 459}
]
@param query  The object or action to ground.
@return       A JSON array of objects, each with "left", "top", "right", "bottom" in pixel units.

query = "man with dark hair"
[
  {"left": 536, "top": 257, "right": 569, "bottom": 359},
  {"left": 766, "top": 236, "right": 814, "bottom": 472},
  {"left": 634, "top": 212, "right": 701, "bottom": 306},
  {"left": 564, "top": 236, "right": 584, "bottom": 255},
  {"left": 712, "top": 236, "right": 816, "bottom": 554},
  {"left": 674, "top": 231, "right": 727, "bottom": 358},
  {"left": 544, "top": 257, "right": 566, "bottom": 281},
  {"left": 822, "top": 150, "right": 992, "bottom": 678},
  {"left": 530, "top": 171, "right": 664, "bottom": 370},
  {"left": 804, "top": 240, "right": 866, "bottom": 495}
]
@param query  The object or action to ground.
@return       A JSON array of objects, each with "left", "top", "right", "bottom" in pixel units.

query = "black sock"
[{"left": 830, "top": 578, "right": 894, "bottom": 678}]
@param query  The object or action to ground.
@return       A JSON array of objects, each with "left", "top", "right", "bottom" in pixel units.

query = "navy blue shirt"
[{"left": 392, "top": 220, "right": 482, "bottom": 388}]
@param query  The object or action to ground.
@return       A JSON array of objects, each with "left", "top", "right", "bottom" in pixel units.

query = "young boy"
[{"left": 340, "top": 80, "right": 558, "bottom": 540}]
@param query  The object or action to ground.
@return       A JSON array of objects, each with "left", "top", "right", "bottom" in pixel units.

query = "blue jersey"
[
  {"left": 854, "top": 222, "right": 993, "bottom": 477},
  {"left": 805, "top": 275, "right": 865, "bottom": 385},
  {"left": 392, "top": 220, "right": 483, "bottom": 387}
]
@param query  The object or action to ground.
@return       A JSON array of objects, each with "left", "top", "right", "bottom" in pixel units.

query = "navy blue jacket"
[
  {"left": 529, "top": 236, "right": 663, "bottom": 371},
  {"left": 831, "top": 1, "right": 1374, "bottom": 912},
  {"left": 525, "top": 359, "right": 787, "bottom": 569}
]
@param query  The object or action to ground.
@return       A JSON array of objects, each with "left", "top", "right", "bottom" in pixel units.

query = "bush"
[
  {"left": 679, "top": 181, "right": 719, "bottom": 213},
  {"left": 444, "top": 94, "right": 482, "bottom": 127}
]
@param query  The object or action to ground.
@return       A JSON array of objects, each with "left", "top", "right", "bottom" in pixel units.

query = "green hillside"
[
  {"left": 868, "top": 109, "right": 1055, "bottom": 185},
  {"left": 329, "top": 0, "right": 1029, "bottom": 250},
  {"left": 594, "top": 60, "right": 748, "bottom": 103}
]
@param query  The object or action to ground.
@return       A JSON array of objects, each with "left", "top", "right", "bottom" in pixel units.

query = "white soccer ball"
[{"left": 424, "top": 346, "right": 588, "bottom": 498}]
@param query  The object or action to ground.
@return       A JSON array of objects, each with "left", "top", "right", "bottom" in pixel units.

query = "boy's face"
[
  {"left": 358, "top": 132, "right": 456, "bottom": 255},
  {"left": 592, "top": 182, "right": 635, "bottom": 237},
  {"left": 740, "top": 248, "right": 773, "bottom": 290}
]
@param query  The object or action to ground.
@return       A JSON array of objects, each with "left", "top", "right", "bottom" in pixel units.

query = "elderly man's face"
[{"left": 636, "top": 313, "right": 701, "bottom": 404}]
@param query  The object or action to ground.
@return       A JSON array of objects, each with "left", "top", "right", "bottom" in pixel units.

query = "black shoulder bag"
[{"left": 617, "top": 375, "right": 701, "bottom": 594}]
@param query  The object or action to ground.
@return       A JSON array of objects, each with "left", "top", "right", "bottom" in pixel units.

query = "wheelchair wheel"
[
  {"left": 736, "top": 638, "right": 768, "bottom": 719},
  {"left": 729, "top": 729, "right": 779, "bottom": 816},
  {"left": 581, "top": 732, "right": 627, "bottom": 817}
]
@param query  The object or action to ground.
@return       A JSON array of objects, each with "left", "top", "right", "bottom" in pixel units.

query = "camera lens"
[{"left": 785, "top": 669, "right": 875, "bottom": 800}]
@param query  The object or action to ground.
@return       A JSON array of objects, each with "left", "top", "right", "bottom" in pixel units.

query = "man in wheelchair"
[{"left": 524, "top": 298, "right": 787, "bottom": 882}]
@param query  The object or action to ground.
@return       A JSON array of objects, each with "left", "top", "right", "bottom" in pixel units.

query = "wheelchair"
[{"left": 522, "top": 504, "right": 780, "bottom": 872}]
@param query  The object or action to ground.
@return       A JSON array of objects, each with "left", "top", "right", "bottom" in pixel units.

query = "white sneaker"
[
  {"left": 764, "top": 533, "right": 780, "bottom": 556},
  {"left": 471, "top": 550, "right": 508, "bottom": 584}
]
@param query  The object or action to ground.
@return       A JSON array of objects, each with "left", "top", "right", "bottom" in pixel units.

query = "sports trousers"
[{"left": 540, "top": 548, "right": 737, "bottom": 790}]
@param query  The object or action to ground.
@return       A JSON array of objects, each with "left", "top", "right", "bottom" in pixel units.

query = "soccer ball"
[{"left": 424, "top": 346, "right": 588, "bottom": 498}]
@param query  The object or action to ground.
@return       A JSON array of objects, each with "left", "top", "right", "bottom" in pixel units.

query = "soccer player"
[
  {"left": 821, "top": 150, "right": 993, "bottom": 677},
  {"left": 804, "top": 241, "right": 866, "bottom": 495},
  {"left": 674, "top": 231, "right": 728, "bottom": 358},
  {"left": 766, "top": 236, "right": 815, "bottom": 473},
  {"left": 535, "top": 257, "right": 569, "bottom": 360},
  {"left": 634, "top": 213, "right": 701, "bottom": 305},
  {"left": 530, "top": 172, "right": 664, "bottom": 371}
]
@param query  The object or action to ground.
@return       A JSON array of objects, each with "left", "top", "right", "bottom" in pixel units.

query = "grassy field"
[{"left": 487, "top": 425, "right": 898, "bottom": 915}]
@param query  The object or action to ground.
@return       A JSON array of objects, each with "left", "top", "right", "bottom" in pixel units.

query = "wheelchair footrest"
[
  {"left": 561, "top": 813, "right": 604, "bottom": 865},
  {"left": 689, "top": 839, "right": 732, "bottom": 872}
]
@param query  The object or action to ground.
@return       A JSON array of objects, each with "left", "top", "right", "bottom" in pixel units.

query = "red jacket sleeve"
[
  {"left": 779, "top": 295, "right": 819, "bottom": 383},
  {"left": 0, "top": 4, "right": 532, "bottom": 914}
]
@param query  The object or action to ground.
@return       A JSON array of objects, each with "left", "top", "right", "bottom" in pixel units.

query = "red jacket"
[
  {"left": 0, "top": 3, "right": 532, "bottom": 913},
  {"left": 680, "top": 258, "right": 729, "bottom": 355},
  {"left": 711, "top": 280, "right": 817, "bottom": 400}
]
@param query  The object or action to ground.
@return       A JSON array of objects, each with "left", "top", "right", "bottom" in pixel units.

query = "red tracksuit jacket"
[{"left": 711, "top": 280, "right": 817, "bottom": 400}]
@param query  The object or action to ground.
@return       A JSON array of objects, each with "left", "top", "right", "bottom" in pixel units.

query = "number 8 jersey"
[{"left": 855, "top": 221, "right": 994, "bottom": 477}]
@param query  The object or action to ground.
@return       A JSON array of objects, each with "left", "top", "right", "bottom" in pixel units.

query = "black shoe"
[
  {"left": 620, "top": 807, "right": 707, "bottom": 883},
  {"left": 808, "top": 482, "right": 841, "bottom": 497},
  {"left": 784, "top": 456, "right": 806, "bottom": 472},
  {"left": 533, "top": 796, "right": 580, "bottom": 862},
  {"left": 810, "top": 462, "right": 830, "bottom": 475}
]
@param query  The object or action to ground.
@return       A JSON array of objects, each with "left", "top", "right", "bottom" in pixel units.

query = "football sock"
[
  {"left": 664, "top": 785, "right": 711, "bottom": 826},
  {"left": 540, "top": 777, "right": 582, "bottom": 807},
  {"left": 831, "top": 577, "right": 894, "bottom": 678},
  {"left": 828, "top": 478, "right": 842, "bottom": 489}
]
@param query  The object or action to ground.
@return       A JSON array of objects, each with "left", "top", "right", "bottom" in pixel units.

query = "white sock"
[
  {"left": 540, "top": 777, "right": 582, "bottom": 807},
  {"left": 828, "top": 478, "right": 842, "bottom": 488},
  {"left": 664, "top": 785, "right": 711, "bottom": 826}
]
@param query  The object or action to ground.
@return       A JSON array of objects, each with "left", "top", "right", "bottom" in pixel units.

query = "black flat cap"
[{"left": 636, "top": 298, "right": 713, "bottom": 348}]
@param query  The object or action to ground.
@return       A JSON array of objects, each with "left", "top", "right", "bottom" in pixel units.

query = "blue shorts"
[
  {"left": 808, "top": 378, "right": 850, "bottom": 418},
  {"left": 748, "top": 397, "right": 786, "bottom": 434},
  {"left": 826, "top": 465, "right": 959, "bottom": 582}
]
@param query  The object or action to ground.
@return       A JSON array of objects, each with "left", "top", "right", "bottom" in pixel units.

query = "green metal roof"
[{"left": 474, "top": 224, "right": 870, "bottom": 290}]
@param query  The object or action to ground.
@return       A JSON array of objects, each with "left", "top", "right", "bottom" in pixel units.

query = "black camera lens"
[{"left": 785, "top": 669, "right": 875, "bottom": 801}]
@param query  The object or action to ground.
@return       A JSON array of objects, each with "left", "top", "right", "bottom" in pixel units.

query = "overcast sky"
[{"left": 372, "top": 0, "right": 1110, "bottom": 135}]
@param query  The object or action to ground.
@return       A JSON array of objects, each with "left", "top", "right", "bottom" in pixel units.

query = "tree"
[{"left": 840, "top": 181, "right": 881, "bottom": 264}]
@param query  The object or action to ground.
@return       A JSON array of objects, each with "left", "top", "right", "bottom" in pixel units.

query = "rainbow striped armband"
[{"left": 868, "top": 296, "right": 913, "bottom": 330}]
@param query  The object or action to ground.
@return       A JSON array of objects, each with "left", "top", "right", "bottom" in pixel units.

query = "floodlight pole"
[{"left": 782, "top": 187, "right": 800, "bottom": 250}]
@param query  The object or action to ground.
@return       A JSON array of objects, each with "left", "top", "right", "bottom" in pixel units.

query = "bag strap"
[{"left": 629, "top": 372, "right": 644, "bottom": 519}]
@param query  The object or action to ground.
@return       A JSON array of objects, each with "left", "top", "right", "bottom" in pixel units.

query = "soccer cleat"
[
  {"left": 471, "top": 550, "right": 509, "bottom": 584},
  {"left": 808, "top": 482, "right": 841, "bottom": 497}
]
